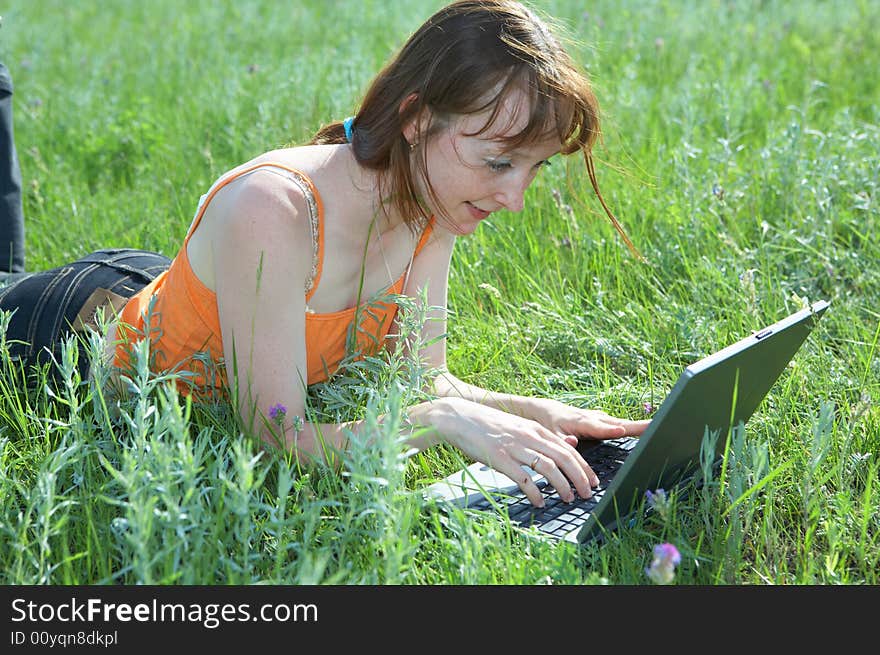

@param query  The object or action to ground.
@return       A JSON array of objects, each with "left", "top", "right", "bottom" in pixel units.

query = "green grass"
[{"left": 0, "top": 0, "right": 877, "bottom": 584}]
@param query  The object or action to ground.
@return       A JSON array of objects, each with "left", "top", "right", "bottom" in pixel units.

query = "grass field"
[{"left": 0, "top": 0, "right": 878, "bottom": 585}]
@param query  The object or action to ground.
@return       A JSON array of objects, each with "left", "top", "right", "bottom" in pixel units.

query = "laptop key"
[{"left": 539, "top": 519, "right": 568, "bottom": 535}]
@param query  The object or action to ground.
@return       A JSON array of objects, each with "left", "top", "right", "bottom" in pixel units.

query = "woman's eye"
[{"left": 486, "top": 159, "right": 512, "bottom": 172}]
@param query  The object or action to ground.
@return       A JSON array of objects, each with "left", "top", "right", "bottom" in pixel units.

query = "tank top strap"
[
  {"left": 401, "top": 216, "right": 436, "bottom": 292},
  {"left": 413, "top": 216, "right": 435, "bottom": 256},
  {"left": 184, "top": 161, "right": 325, "bottom": 297}
]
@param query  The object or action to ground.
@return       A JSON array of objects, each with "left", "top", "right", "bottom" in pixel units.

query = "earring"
[{"left": 410, "top": 142, "right": 418, "bottom": 152}]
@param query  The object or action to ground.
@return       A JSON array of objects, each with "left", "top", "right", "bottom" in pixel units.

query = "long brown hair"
[{"left": 310, "top": 0, "right": 640, "bottom": 258}]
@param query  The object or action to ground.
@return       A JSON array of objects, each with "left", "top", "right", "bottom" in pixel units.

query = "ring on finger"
[{"left": 530, "top": 455, "right": 540, "bottom": 470}]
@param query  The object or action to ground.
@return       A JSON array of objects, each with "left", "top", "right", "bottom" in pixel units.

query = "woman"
[{"left": 0, "top": 0, "right": 649, "bottom": 508}]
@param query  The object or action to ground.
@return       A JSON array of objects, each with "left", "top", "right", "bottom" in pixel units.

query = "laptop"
[{"left": 427, "top": 300, "right": 829, "bottom": 544}]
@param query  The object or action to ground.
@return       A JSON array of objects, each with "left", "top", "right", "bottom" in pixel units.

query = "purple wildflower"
[
  {"left": 645, "top": 488, "right": 671, "bottom": 521},
  {"left": 642, "top": 401, "right": 655, "bottom": 415},
  {"left": 645, "top": 543, "right": 682, "bottom": 584},
  {"left": 268, "top": 403, "right": 287, "bottom": 423}
]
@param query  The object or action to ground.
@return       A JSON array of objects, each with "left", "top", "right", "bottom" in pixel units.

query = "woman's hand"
[
  {"left": 426, "top": 397, "right": 603, "bottom": 508},
  {"left": 521, "top": 397, "right": 651, "bottom": 447}
]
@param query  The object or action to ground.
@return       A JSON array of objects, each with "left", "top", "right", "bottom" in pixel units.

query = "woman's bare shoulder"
[
  {"left": 248, "top": 144, "right": 344, "bottom": 180},
  {"left": 189, "top": 155, "right": 320, "bottom": 292}
]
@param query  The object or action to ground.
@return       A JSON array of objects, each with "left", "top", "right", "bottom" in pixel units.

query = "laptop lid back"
[{"left": 578, "top": 300, "right": 829, "bottom": 542}]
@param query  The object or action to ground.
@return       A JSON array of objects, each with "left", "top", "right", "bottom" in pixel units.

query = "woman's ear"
[{"left": 399, "top": 93, "right": 431, "bottom": 146}]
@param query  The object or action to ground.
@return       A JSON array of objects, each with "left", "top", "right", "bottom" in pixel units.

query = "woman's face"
[{"left": 414, "top": 87, "right": 562, "bottom": 235}]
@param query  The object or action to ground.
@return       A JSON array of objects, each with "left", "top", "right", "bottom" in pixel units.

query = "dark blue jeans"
[
  {"left": 0, "top": 248, "right": 171, "bottom": 382},
  {"left": 0, "top": 62, "right": 24, "bottom": 273}
]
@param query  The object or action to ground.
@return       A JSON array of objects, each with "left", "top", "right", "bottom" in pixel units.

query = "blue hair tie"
[{"left": 343, "top": 116, "right": 355, "bottom": 143}]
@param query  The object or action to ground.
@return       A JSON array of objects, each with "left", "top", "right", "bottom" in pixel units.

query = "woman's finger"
[
  {"left": 521, "top": 436, "right": 597, "bottom": 502},
  {"left": 505, "top": 457, "right": 547, "bottom": 508}
]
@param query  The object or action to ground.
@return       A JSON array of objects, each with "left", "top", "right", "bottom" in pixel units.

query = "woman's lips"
[{"left": 466, "top": 201, "right": 491, "bottom": 220}]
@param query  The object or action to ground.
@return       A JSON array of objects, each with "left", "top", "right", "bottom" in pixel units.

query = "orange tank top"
[{"left": 113, "top": 162, "right": 435, "bottom": 393}]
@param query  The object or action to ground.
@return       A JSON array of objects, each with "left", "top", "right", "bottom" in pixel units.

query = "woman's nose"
[{"left": 494, "top": 173, "right": 529, "bottom": 213}]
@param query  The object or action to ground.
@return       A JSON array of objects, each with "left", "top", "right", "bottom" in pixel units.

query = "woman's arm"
[
  {"left": 398, "top": 227, "right": 649, "bottom": 443},
  {"left": 432, "top": 370, "right": 650, "bottom": 443},
  {"left": 206, "top": 172, "right": 441, "bottom": 467},
  {"left": 393, "top": 224, "right": 648, "bottom": 505},
  {"left": 208, "top": 170, "right": 350, "bottom": 463}
]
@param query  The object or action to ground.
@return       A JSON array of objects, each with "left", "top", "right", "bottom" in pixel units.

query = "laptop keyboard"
[{"left": 468, "top": 438, "right": 637, "bottom": 538}]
